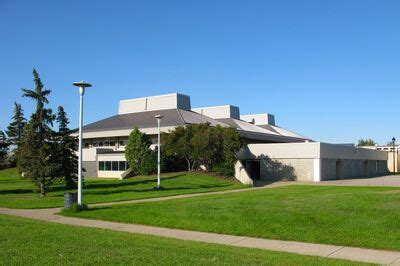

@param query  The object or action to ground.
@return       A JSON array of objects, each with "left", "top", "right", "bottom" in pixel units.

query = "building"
[
  {"left": 376, "top": 145, "right": 399, "bottom": 173},
  {"left": 77, "top": 92, "right": 389, "bottom": 183}
]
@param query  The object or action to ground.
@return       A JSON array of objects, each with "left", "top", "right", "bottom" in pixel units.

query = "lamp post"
[
  {"left": 392, "top": 137, "right": 396, "bottom": 173},
  {"left": 73, "top": 81, "right": 92, "bottom": 206},
  {"left": 155, "top": 114, "right": 163, "bottom": 189}
]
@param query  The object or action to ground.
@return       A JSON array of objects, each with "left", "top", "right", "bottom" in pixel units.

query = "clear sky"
[{"left": 1, "top": 0, "right": 399, "bottom": 144}]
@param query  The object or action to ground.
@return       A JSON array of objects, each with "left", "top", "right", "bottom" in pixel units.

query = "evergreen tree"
[
  {"left": 125, "top": 127, "right": 157, "bottom": 175},
  {"left": 18, "top": 69, "right": 57, "bottom": 196},
  {"left": 55, "top": 106, "right": 78, "bottom": 189},
  {"left": 6, "top": 102, "right": 27, "bottom": 149},
  {"left": 0, "top": 131, "right": 9, "bottom": 169},
  {"left": 357, "top": 139, "right": 376, "bottom": 147}
]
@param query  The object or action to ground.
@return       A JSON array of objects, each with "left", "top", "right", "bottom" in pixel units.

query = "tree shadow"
[
  {"left": 246, "top": 154, "right": 297, "bottom": 186},
  {"left": 85, "top": 183, "right": 233, "bottom": 196},
  {"left": 259, "top": 154, "right": 297, "bottom": 181},
  {"left": 83, "top": 173, "right": 186, "bottom": 190}
]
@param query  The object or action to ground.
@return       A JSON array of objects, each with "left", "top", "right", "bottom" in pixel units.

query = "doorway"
[
  {"left": 335, "top": 160, "right": 343, "bottom": 179},
  {"left": 246, "top": 160, "right": 260, "bottom": 180}
]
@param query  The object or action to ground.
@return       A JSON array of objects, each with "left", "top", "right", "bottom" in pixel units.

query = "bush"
[{"left": 212, "top": 162, "right": 235, "bottom": 177}]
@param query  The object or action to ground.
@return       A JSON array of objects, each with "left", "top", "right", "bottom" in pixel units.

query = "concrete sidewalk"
[{"left": 1, "top": 207, "right": 400, "bottom": 265}]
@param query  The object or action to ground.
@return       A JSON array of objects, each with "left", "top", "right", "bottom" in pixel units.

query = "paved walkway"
[
  {"left": 1, "top": 206, "right": 400, "bottom": 265},
  {"left": 319, "top": 175, "right": 400, "bottom": 187}
]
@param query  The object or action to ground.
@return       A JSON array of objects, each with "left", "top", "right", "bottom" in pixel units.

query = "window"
[
  {"left": 110, "top": 141, "right": 115, "bottom": 147},
  {"left": 84, "top": 142, "right": 89, "bottom": 149},
  {"left": 99, "top": 142, "right": 104, "bottom": 147},
  {"left": 119, "top": 161, "right": 126, "bottom": 171},
  {"left": 93, "top": 141, "right": 98, "bottom": 147},
  {"left": 105, "top": 161, "right": 111, "bottom": 171},
  {"left": 99, "top": 161, "right": 105, "bottom": 171},
  {"left": 112, "top": 161, "right": 119, "bottom": 171},
  {"left": 98, "top": 161, "right": 128, "bottom": 171},
  {"left": 119, "top": 141, "right": 125, "bottom": 146},
  {"left": 104, "top": 141, "right": 109, "bottom": 146}
]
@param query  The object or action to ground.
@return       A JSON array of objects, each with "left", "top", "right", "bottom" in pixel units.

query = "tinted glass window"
[
  {"left": 112, "top": 161, "right": 119, "bottom": 171},
  {"left": 119, "top": 161, "right": 126, "bottom": 171},
  {"left": 105, "top": 161, "right": 111, "bottom": 171},
  {"left": 99, "top": 161, "right": 105, "bottom": 171}
]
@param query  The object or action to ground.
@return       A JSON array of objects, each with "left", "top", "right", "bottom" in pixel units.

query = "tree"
[
  {"left": 163, "top": 123, "right": 243, "bottom": 175},
  {"left": 357, "top": 139, "right": 376, "bottom": 147},
  {"left": 162, "top": 125, "right": 195, "bottom": 171},
  {"left": 6, "top": 102, "right": 27, "bottom": 149},
  {"left": 55, "top": 106, "right": 78, "bottom": 189},
  {"left": 0, "top": 131, "right": 9, "bottom": 169},
  {"left": 18, "top": 69, "right": 57, "bottom": 196},
  {"left": 125, "top": 127, "right": 157, "bottom": 175},
  {"left": 216, "top": 126, "right": 243, "bottom": 176},
  {"left": 190, "top": 123, "right": 216, "bottom": 170}
]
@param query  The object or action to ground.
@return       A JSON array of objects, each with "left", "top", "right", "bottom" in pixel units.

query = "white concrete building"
[{"left": 77, "top": 92, "right": 389, "bottom": 183}]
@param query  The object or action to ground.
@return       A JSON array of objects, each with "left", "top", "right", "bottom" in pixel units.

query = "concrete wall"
[
  {"left": 82, "top": 161, "right": 97, "bottom": 177},
  {"left": 236, "top": 142, "right": 389, "bottom": 183},
  {"left": 388, "top": 151, "right": 400, "bottom": 173},
  {"left": 234, "top": 161, "right": 253, "bottom": 185},
  {"left": 320, "top": 159, "right": 388, "bottom": 181},
  {"left": 260, "top": 158, "right": 314, "bottom": 181}
]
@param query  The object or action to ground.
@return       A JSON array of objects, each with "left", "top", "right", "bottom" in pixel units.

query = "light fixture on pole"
[
  {"left": 392, "top": 137, "right": 396, "bottom": 173},
  {"left": 73, "top": 81, "right": 92, "bottom": 206},
  {"left": 155, "top": 114, "right": 163, "bottom": 189}
]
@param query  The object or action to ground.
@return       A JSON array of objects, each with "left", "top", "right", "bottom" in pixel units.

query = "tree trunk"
[
  {"left": 185, "top": 157, "right": 191, "bottom": 172},
  {"left": 191, "top": 160, "right": 196, "bottom": 171},
  {"left": 39, "top": 182, "right": 46, "bottom": 197}
]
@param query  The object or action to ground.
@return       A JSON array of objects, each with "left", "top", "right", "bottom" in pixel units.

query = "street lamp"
[
  {"left": 155, "top": 114, "right": 163, "bottom": 189},
  {"left": 73, "top": 81, "right": 92, "bottom": 206},
  {"left": 392, "top": 137, "right": 396, "bottom": 173}
]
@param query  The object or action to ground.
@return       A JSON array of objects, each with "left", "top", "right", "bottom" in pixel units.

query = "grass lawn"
[
  {"left": 0, "top": 215, "right": 367, "bottom": 265},
  {"left": 64, "top": 185, "right": 400, "bottom": 251},
  {"left": 0, "top": 168, "right": 247, "bottom": 209}
]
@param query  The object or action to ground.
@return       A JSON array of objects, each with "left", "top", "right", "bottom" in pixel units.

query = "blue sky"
[{"left": 0, "top": 0, "right": 399, "bottom": 144}]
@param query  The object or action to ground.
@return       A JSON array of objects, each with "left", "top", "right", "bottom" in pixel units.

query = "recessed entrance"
[{"left": 246, "top": 160, "right": 260, "bottom": 180}]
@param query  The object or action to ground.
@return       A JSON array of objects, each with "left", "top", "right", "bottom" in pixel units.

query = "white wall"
[
  {"left": 118, "top": 93, "right": 191, "bottom": 114},
  {"left": 192, "top": 105, "right": 240, "bottom": 119},
  {"left": 240, "top": 113, "right": 275, "bottom": 126}
]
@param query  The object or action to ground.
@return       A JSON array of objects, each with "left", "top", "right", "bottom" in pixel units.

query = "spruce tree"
[
  {"left": 18, "top": 69, "right": 57, "bottom": 196},
  {"left": 55, "top": 106, "right": 78, "bottom": 189},
  {"left": 0, "top": 131, "right": 9, "bottom": 169},
  {"left": 6, "top": 102, "right": 27, "bottom": 149}
]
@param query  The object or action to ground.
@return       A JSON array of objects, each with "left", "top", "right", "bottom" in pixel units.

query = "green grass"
[
  {"left": 0, "top": 168, "right": 247, "bottom": 209},
  {"left": 0, "top": 214, "right": 367, "bottom": 265},
  {"left": 64, "top": 185, "right": 400, "bottom": 251}
]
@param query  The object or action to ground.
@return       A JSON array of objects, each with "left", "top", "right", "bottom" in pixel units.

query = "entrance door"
[{"left": 335, "top": 160, "right": 343, "bottom": 179}]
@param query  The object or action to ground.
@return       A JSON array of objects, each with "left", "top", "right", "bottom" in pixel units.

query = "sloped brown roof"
[{"left": 82, "top": 109, "right": 229, "bottom": 132}]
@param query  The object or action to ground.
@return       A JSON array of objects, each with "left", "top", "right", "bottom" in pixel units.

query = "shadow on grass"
[
  {"left": 85, "top": 183, "right": 234, "bottom": 196},
  {"left": 0, "top": 189, "right": 36, "bottom": 195},
  {"left": 84, "top": 174, "right": 186, "bottom": 190}
]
